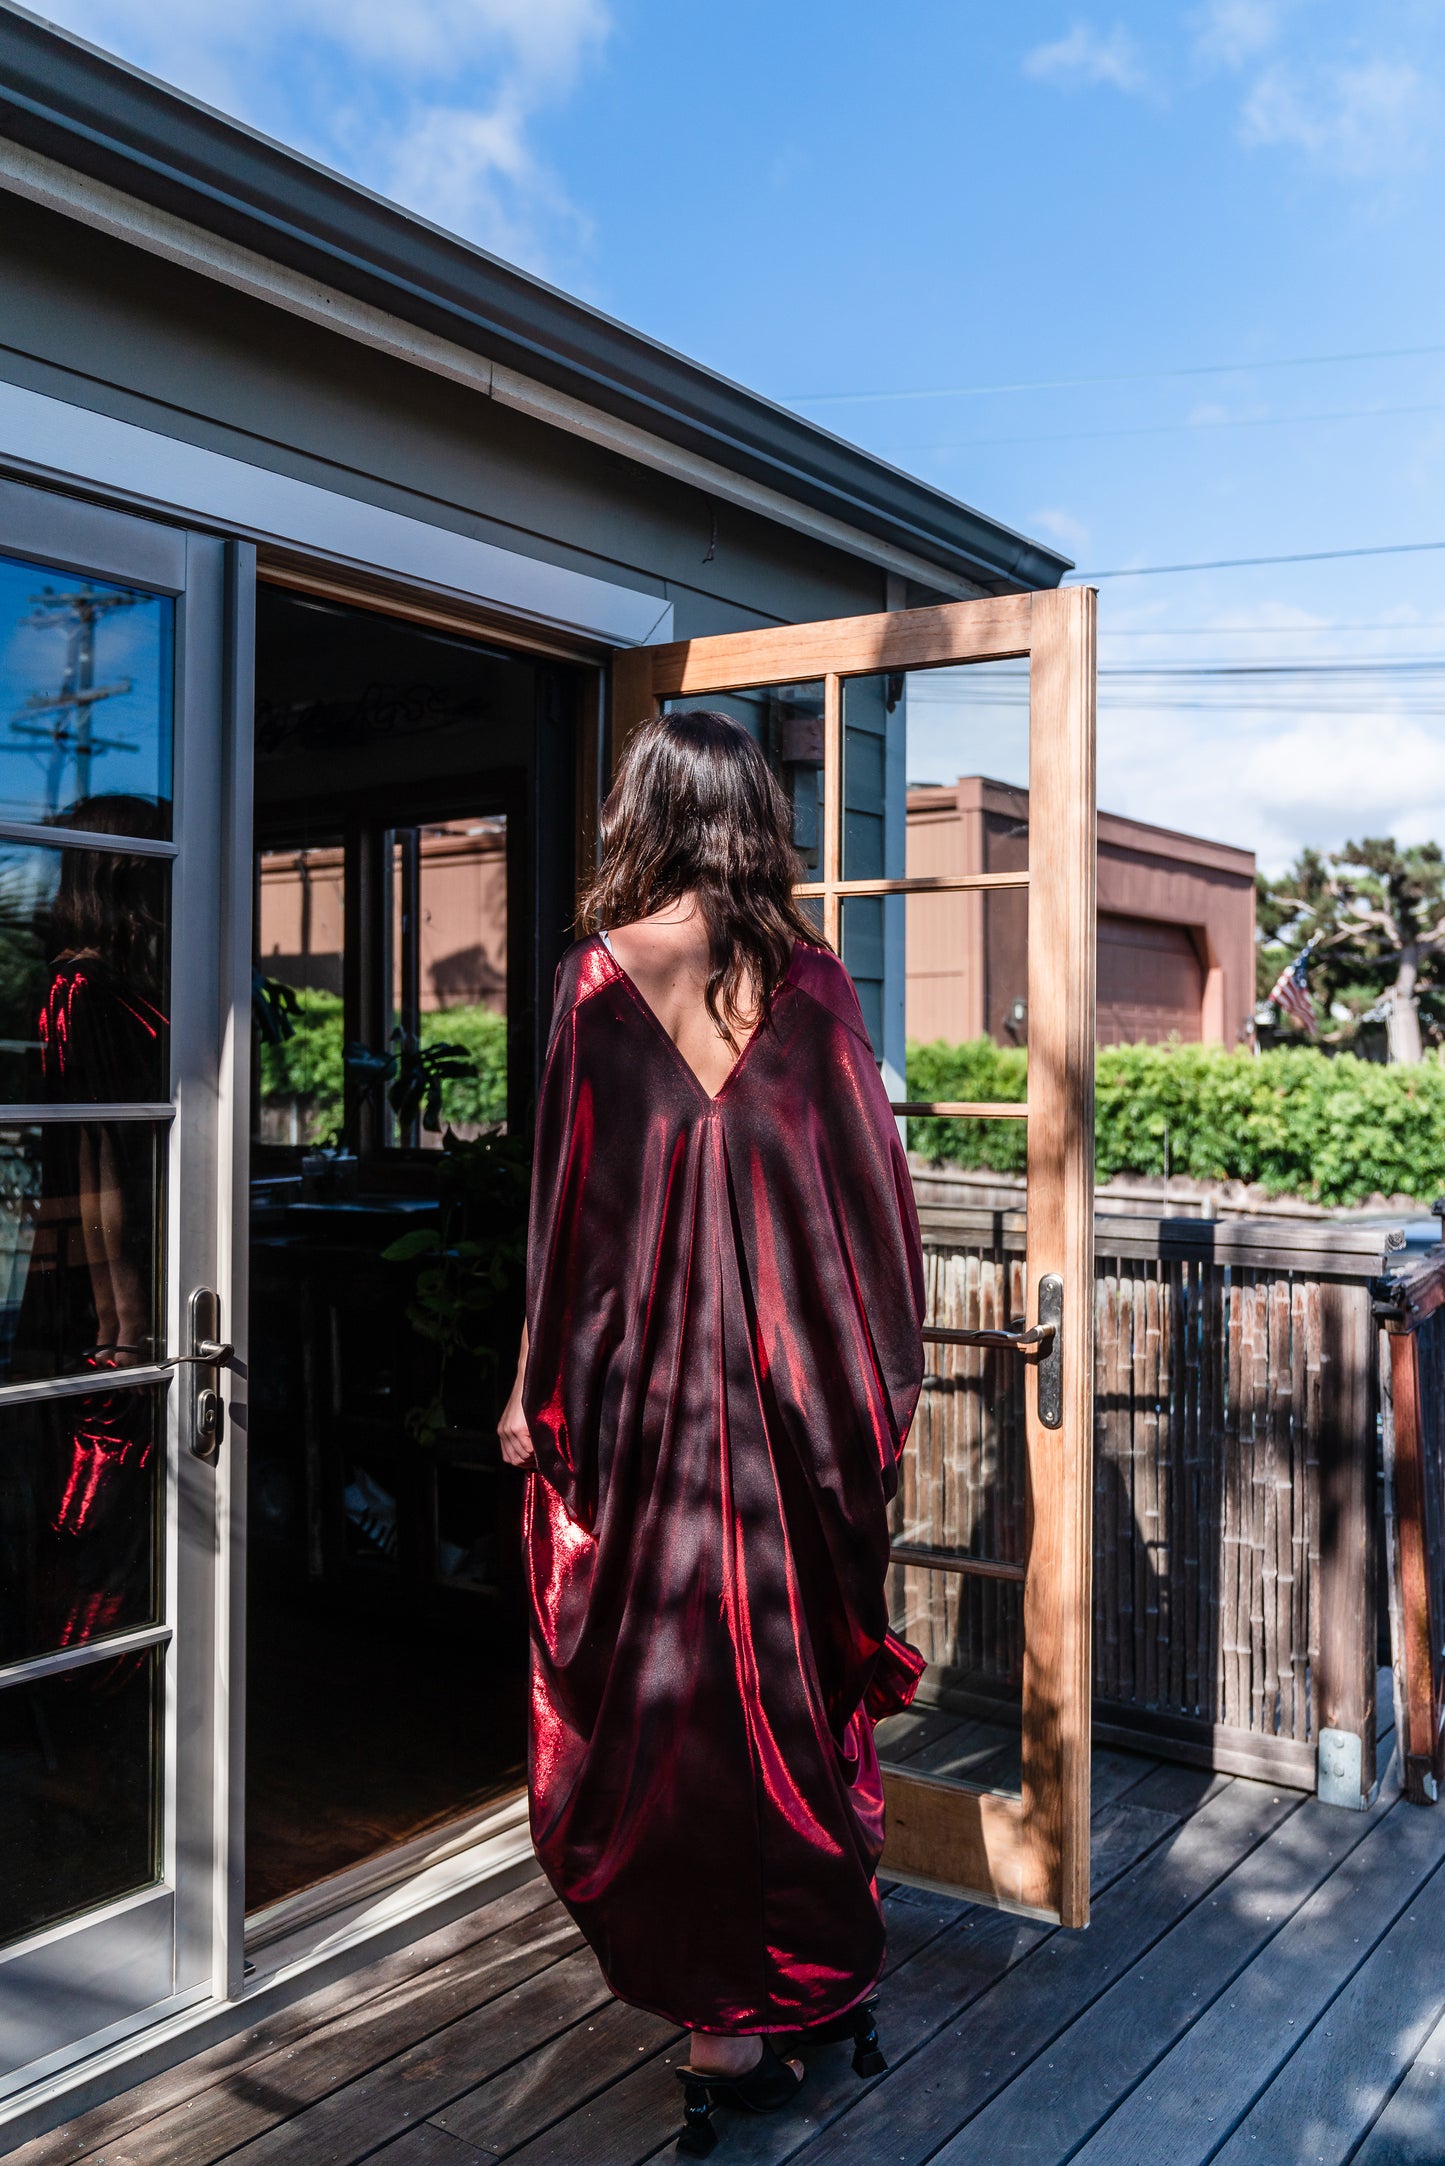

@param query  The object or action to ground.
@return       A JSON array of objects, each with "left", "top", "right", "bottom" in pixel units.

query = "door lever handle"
[
  {"left": 922, "top": 1273, "right": 1064, "bottom": 1430},
  {"left": 922, "top": 1321, "right": 1055, "bottom": 1355},
  {"left": 156, "top": 1340, "right": 234, "bottom": 1370}
]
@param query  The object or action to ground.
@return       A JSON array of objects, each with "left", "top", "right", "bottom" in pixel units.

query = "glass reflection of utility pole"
[{"left": 11, "top": 583, "right": 143, "bottom": 814}]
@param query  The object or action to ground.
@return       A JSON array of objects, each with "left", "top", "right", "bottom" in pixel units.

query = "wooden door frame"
[{"left": 612, "top": 586, "right": 1098, "bottom": 1926}]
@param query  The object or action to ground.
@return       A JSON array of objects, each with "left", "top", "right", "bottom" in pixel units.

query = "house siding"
[{"left": 0, "top": 192, "right": 888, "bottom": 638}]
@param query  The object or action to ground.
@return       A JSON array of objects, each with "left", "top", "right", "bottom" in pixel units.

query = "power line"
[
  {"left": 1104, "top": 659, "right": 1445, "bottom": 679},
  {"left": 786, "top": 339, "right": 1445, "bottom": 407},
  {"left": 880, "top": 399, "right": 1445, "bottom": 458},
  {"left": 1100, "top": 622, "right": 1445, "bottom": 635},
  {"left": 911, "top": 658, "right": 1445, "bottom": 685},
  {"left": 1070, "top": 540, "right": 1445, "bottom": 580}
]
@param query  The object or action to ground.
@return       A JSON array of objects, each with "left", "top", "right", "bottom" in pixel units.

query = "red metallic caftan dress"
[{"left": 521, "top": 935, "right": 925, "bottom": 2034}]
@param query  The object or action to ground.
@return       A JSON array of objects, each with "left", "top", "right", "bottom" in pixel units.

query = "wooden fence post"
[
  {"left": 1291, "top": 1281, "right": 1376, "bottom": 1807},
  {"left": 1384, "top": 1320, "right": 1443, "bottom": 1804}
]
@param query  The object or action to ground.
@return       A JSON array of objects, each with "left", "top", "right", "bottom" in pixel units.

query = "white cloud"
[
  {"left": 48, "top": 0, "right": 608, "bottom": 93},
  {"left": 1097, "top": 693, "right": 1445, "bottom": 874},
  {"left": 37, "top": 0, "right": 609, "bottom": 269},
  {"left": 1030, "top": 507, "right": 1092, "bottom": 550},
  {"left": 1192, "top": 0, "right": 1291, "bottom": 69},
  {"left": 379, "top": 97, "right": 586, "bottom": 261},
  {"left": 1022, "top": 23, "right": 1151, "bottom": 96},
  {"left": 1240, "top": 56, "right": 1435, "bottom": 176}
]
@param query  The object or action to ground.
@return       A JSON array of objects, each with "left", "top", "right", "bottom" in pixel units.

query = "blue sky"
[{"left": 34, "top": 0, "right": 1445, "bottom": 872}]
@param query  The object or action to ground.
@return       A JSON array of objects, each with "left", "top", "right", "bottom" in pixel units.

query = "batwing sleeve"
[
  {"left": 520, "top": 945, "right": 600, "bottom": 1522},
  {"left": 814, "top": 952, "right": 925, "bottom": 1454},
  {"left": 778, "top": 948, "right": 926, "bottom": 1493}
]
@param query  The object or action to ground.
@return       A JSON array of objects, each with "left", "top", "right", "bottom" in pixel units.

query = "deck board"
[
  {"left": 1072, "top": 1789, "right": 1445, "bottom": 2165},
  {"left": 6, "top": 1878, "right": 564, "bottom": 2166},
  {"left": 1086, "top": 1800, "right": 1181, "bottom": 1893},
  {"left": 797, "top": 1778, "right": 1297, "bottom": 2166},
  {"left": 365, "top": 2130, "right": 492, "bottom": 2164},
  {"left": 1211, "top": 1854, "right": 1445, "bottom": 2164},
  {"left": 25, "top": 1896, "right": 581, "bottom": 2166},
  {"left": 30, "top": 1731, "right": 1445, "bottom": 2166},
  {"left": 222, "top": 1945, "right": 614, "bottom": 2164},
  {"left": 1352, "top": 2001, "right": 1445, "bottom": 2165},
  {"left": 927, "top": 1779, "right": 1398, "bottom": 2165},
  {"left": 430, "top": 1997, "right": 679, "bottom": 2157},
  {"left": 874, "top": 1707, "right": 971, "bottom": 1763},
  {"left": 1087, "top": 1746, "right": 1166, "bottom": 1809}
]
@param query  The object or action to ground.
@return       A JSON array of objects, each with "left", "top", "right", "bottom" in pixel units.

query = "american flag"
[{"left": 1269, "top": 941, "right": 1319, "bottom": 1035}]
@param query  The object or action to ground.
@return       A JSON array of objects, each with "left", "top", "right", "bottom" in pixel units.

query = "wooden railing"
[
  {"left": 896, "top": 1194, "right": 1403, "bottom": 1804},
  {"left": 1379, "top": 1251, "right": 1445, "bottom": 1805}
]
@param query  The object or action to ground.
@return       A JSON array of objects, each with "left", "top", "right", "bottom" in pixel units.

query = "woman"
[{"left": 497, "top": 710, "right": 924, "bottom": 2154}]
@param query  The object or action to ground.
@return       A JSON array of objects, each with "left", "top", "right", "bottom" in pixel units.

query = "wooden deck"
[{"left": 17, "top": 1691, "right": 1445, "bottom": 2166}]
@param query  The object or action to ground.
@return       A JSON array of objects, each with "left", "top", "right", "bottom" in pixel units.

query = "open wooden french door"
[{"left": 613, "top": 586, "right": 1097, "bottom": 1926}]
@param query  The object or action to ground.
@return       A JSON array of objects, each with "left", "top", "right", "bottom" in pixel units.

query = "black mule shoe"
[
  {"left": 675, "top": 2037, "right": 805, "bottom": 2157},
  {"left": 789, "top": 1996, "right": 888, "bottom": 2079}
]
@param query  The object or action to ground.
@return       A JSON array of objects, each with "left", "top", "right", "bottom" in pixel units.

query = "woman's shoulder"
[
  {"left": 784, "top": 943, "right": 870, "bottom": 1044},
  {"left": 551, "top": 933, "right": 614, "bottom": 1017}
]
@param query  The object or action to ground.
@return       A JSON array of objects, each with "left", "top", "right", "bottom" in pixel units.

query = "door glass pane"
[
  {"left": 845, "top": 882, "right": 1031, "bottom": 1802},
  {"left": 901, "top": 1241, "right": 1029, "bottom": 1572},
  {"left": 0, "top": 838, "right": 170, "bottom": 1104},
  {"left": 663, "top": 684, "right": 825, "bottom": 883},
  {"left": 843, "top": 659, "right": 1030, "bottom": 882},
  {"left": 0, "top": 1646, "right": 161, "bottom": 1948},
  {"left": 0, "top": 1385, "right": 162, "bottom": 1664},
  {"left": 255, "top": 839, "right": 345, "bottom": 1148},
  {"left": 0, "top": 555, "right": 173, "bottom": 836},
  {"left": 0, "top": 1122, "right": 164, "bottom": 1381},
  {"left": 841, "top": 889, "right": 1029, "bottom": 1124},
  {"left": 878, "top": 1195, "right": 1029, "bottom": 1800},
  {"left": 881, "top": 1570, "right": 1024, "bottom": 1798}
]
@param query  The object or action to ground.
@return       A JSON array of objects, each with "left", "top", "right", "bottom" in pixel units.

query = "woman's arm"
[{"left": 497, "top": 1321, "right": 535, "bottom": 1467}]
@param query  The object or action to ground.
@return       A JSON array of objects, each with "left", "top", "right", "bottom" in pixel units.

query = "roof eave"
[{"left": 0, "top": 2, "right": 1073, "bottom": 595}]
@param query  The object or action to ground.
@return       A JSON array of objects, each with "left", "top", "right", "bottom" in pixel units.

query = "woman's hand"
[{"left": 498, "top": 1324, "right": 535, "bottom": 1468}]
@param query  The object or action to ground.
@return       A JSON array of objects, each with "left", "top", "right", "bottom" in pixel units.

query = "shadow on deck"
[{"left": 16, "top": 1692, "right": 1445, "bottom": 2166}]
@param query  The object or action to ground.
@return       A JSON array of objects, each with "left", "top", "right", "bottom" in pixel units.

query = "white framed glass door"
[{"left": 0, "top": 477, "right": 250, "bottom": 2090}]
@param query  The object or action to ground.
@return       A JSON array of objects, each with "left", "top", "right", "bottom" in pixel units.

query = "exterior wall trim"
[
  {"left": 0, "top": 375, "right": 674, "bottom": 647},
  {"left": 0, "top": 137, "right": 989, "bottom": 603}
]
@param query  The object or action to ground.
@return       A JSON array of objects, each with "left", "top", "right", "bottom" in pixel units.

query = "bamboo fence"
[{"left": 891, "top": 1202, "right": 1400, "bottom": 1789}]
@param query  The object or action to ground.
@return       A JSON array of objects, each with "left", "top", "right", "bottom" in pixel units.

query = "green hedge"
[
  {"left": 422, "top": 1004, "right": 509, "bottom": 1129},
  {"left": 907, "top": 1037, "right": 1445, "bottom": 1207},
  {"left": 258, "top": 988, "right": 346, "bottom": 1138},
  {"left": 258, "top": 992, "right": 507, "bottom": 1140},
  {"left": 261, "top": 1011, "right": 1445, "bottom": 1204}
]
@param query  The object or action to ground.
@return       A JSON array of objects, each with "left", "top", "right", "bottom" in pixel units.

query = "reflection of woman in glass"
[{"left": 37, "top": 795, "right": 168, "bottom": 1369}]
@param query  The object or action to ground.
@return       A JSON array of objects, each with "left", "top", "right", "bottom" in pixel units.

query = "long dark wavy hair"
[
  {"left": 49, "top": 793, "right": 168, "bottom": 984},
  {"left": 579, "top": 709, "right": 829, "bottom": 1042}
]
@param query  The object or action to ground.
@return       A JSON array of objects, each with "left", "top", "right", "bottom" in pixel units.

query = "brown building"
[
  {"left": 259, "top": 818, "right": 509, "bottom": 1013},
  {"left": 906, "top": 776, "right": 1256, "bottom": 1047}
]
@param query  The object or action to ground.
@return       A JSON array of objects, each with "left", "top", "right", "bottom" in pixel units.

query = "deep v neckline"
[{"left": 598, "top": 934, "right": 764, "bottom": 1107}]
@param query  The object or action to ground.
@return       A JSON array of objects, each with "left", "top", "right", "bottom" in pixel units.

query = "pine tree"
[{"left": 1257, "top": 837, "right": 1445, "bottom": 1063}]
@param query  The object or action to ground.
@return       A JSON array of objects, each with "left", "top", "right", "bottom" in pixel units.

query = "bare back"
[{"left": 605, "top": 896, "right": 759, "bottom": 1100}]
